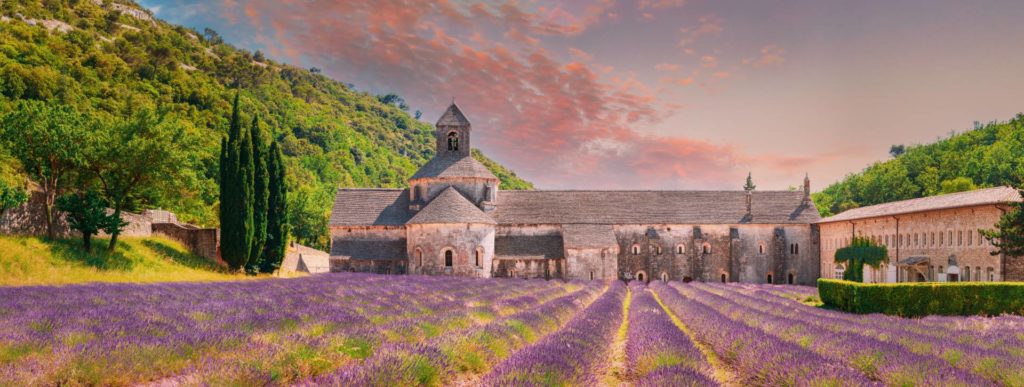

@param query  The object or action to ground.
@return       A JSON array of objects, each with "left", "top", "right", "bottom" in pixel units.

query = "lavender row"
[
  {"left": 677, "top": 283, "right": 991, "bottom": 386},
  {"left": 482, "top": 281, "right": 628, "bottom": 386},
  {"left": 0, "top": 274, "right": 562, "bottom": 384},
  {"left": 624, "top": 283, "right": 717, "bottom": 385},
  {"left": 703, "top": 283, "right": 1024, "bottom": 385},
  {"left": 309, "top": 281, "right": 606, "bottom": 386},
  {"left": 649, "top": 282, "right": 875, "bottom": 386}
]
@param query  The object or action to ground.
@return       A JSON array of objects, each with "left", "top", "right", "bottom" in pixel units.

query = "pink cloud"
[
  {"left": 678, "top": 14, "right": 723, "bottom": 48},
  {"left": 744, "top": 44, "right": 786, "bottom": 68},
  {"left": 226, "top": 0, "right": 787, "bottom": 189},
  {"left": 655, "top": 62, "right": 681, "bottom": 72}
]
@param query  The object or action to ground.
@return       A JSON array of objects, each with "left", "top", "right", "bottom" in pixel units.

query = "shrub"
[{"left": 818, "top": 279, "right": 1024, "bottom": 317}]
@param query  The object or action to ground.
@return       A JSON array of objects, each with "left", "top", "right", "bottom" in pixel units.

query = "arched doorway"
[
  {"left": 636, "top": 271, "right": 647, "bottom": 282},
  {"left": 720, "top": 273, "right": 727, "bottom": 283},
  {"left": 661, "top": 272, "right": 669, "bottom": 282},
  {"left": 787, "top": 273, "right": 795, "bottom": 284},
  {"left": 766, "top": 274, "right": 773, "bottom": 284}
]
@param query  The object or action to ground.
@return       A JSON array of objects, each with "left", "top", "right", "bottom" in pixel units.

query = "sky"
[{"left": 139, "top": 0, "right": 1024, "bottom": 191}]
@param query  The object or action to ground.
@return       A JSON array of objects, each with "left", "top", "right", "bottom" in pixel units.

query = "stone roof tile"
[
  {"left": 819, "top": 186, "right": 1022, "bottom": 223},
  {"left": 330, "top": 239, "right": 407, "bottom": 260},
  {"left": 409, "top": 154, "right": 498, "bottom": 180},
  {"left": 406, "top": 187, "right": 496, "bottom": 225},
  {"left": 436, "top": 103, "right": 470, "bottom": 127},
  {"left": 494, "top": 235, "right": 564, "bottom": 260},
  {"left": 491, "top": 190, "right": 819, "bottom": 225},
  {"left": 328, "top": 189, "right": 411, "bottom": 226}
]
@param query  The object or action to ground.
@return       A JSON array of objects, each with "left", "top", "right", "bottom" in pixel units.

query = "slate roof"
[
  {"left": 819, "top": 186, "right": 1022, "bottom": 223},
  {"left": 406, "top": 187, "right": 496, "bottom": 225},
  {"left": 409, "top": 154, "right": 498, "bottom": 180},
  {"left": 562, "top": 224, "right": 617, "bottom": 249},
  {"left": 494, "top": 235, "right": 564, "bottom": 260},
  {"left": 329, "top": 189, "right": 411, "bottom": 226},
  {"left": 491, "top": 190, "right": 819, "bottom": 225},
  {"left": 436, "top": 103, "right": 470, "bottom": 127},
  {"left": 330, "top": 239, "right": 407, "bottom": 260},
  {"left": 331, "top": 189, "right": 819, "bottom": 226}
]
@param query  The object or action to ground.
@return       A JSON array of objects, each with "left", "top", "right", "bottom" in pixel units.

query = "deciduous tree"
[
  {"left": 0, "top": 101, "right": 92, "bottom": 240},
  {"left": 56, "top": 190, "right": 116, "bottom": 253}
]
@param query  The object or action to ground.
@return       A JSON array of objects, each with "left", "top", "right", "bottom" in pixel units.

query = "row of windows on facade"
[
  {"left": 833, "top": 265, "right": 997, "bottom": 282},
  {"left": 629, "top": 242, "right": 799, "bottom": 256},
  {"left": 414, "top": 248, "right": 483, "bottom": 268},
  {"left": 827, "top": 229, "right": 990, "bottom": 251}
]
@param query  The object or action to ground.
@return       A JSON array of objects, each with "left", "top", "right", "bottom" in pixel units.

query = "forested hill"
[
  {"left": 813, "top": 114, "right": 1024, "bottom": 217},
  {"left": 0, "top": 0, "right": 531, "bottom": 247}
]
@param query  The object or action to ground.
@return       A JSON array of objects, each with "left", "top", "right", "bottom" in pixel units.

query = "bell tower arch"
[{"left": 435, "top": 103, "right": 471, "bottom": 157}]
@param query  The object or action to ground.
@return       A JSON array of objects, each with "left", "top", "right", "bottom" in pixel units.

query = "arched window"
[
  {"left": 676, "top": 244, "right": 685, "bottom": 254},
  {"left": 661, "top": 272, "right": 669, "bottom": 282},
  {"left": 590, "top": 271, "right": 594, "bottom": 281},
  {"left": 416, "top": 248, "right": 423, "bottom": 266},
  {"left": 444, "top": 250, "right": 453, "bottom": 267},
  {"left": 655, "top": 245, "right": 663, "bottom": 255},
  {"left": 759, "top": 243, "right": 765, "bottom": 255},
  {"left": 474, "top": 247, "right": 482, "bottom": 267},
  {"left": 447, "top": 131, "right": 459, "bottom": 151},
  {"left": 975, "top": 266, "right": 981, "bottom": 281},
  {"left": 987, "top": 267, "right": 995, "bottom": 281},
  {"left": 702, "top": 243, "right": 711, "bottom": 254},
  {"left": 632, "top": 244, "right": 640, "bottom": 255},
  {"left": 964, "top": 266, "right": 971, "bottom": 282},
  {"left": 968, "top": 230, "right": 973, "bottom": 246},
  {"left": 509, "top": 269, "right": 516, "bottom": 278}
]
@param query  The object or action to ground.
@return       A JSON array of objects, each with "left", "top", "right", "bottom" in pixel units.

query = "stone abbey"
[{"left": 329, "top": 104, "right": 822, "bottom": 284}]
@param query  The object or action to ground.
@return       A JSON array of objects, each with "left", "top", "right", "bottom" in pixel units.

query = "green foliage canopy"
[
  {"left": 814, "top": 114, "right": 1024, "bottom": 216},
  {"left": 834, "top": 237, "right": 888, "bottom": 282},
  {"left": 981, "top": 188, "right": 1024, "bottom": 257}
]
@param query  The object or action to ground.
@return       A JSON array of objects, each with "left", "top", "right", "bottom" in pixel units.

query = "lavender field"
[{"left": 1, "top": 274, "right": 1023, "bottom": 386}]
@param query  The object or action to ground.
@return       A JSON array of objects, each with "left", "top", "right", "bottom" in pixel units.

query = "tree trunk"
[
  {"left": 43, "top": 188, "right": 56, "bottom": 241},
  {"left": 107, "top": 206, "right": 121, "bottom": 252},
  {"left": 83, "top": 232, "right": 92, "bottom": 253}
]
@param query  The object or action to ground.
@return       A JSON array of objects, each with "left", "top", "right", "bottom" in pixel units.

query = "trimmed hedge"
[{"left": 818, "top": 279, "right": 1024, "bottom": 317}]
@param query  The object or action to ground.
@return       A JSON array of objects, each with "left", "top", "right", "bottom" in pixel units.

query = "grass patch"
[{"left": 0, "top": 236, "right": 246, "bottom": 286}]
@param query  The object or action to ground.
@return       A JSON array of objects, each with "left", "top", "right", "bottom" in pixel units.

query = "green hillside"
[
  {"left": 0, "top": 0, "right": 531, "bottom": 248},
  {"left": 814, "top": 114, "right": 1024, "bottom": 217},
  {"left": 0, "top": 236, "right": 247, "bottom": 286}
]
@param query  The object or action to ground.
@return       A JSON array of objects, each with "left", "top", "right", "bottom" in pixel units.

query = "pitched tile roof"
[
  {"left": 491, "top": 190, "right": 819, "bottom": 225},
  {"left": 328, "top": 189, "right": 411, "bottom": 226},
  {"left": 819, "top": 186, "right": 1022, "bottom": 223},
  {"left": 330, "top": 239, "right": 407, "bottom": 260},
  {"left": 331, "top": 189, "right": 820, "bottom": 226},
  {"left": 409, "top": 153, "right": 498, "bottom": 180},
  {"left": 436, "top": 103, "right": 470, "bottom": 127},
  {"left": 494, "top": 235, "right": 564, "bottom": 260},
  {"left": 562, "top": 224, "right": 617, "bottom": 249},
  {"left": 406, "top": 187, "right": 496, "bottom": 225}
]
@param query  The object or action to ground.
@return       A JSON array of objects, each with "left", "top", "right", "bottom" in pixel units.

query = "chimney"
[{"left": 803, "top": 173, "right": 811, "bottom": 205}]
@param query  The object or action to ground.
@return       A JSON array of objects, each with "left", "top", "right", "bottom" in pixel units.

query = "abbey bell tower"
[{"left": 435, "top": 103, "right": 472, "bottom": 157}]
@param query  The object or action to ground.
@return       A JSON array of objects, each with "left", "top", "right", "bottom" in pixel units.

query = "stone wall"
[
  {"left": 0, "top": 191, "right": 72, "bottom": 237},
  {"left": 151, "top": 223, "right": 219, "bottom": 262},
  {"left": 566, "top": 247, "right": 616, "bottom": 280},
  {"left": 819, "top": 204, "right": 1010, "bottom": 282},
  {"left": 406, "top": 223, "right": 494, "bottom": 277}
]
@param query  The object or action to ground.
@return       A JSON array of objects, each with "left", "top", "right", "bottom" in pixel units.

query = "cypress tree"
[
  {"left": 246, "top": 116, "right": 269, "bottom": 274},
  {"left": 237, "top": 114, "right": 255, "bottom": 271},
  {"left": 262, "top": 140, "right": 288, "bottom": 273},
  {"left": 220, "top": 93, "right": 251, "bottom": 270}
]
